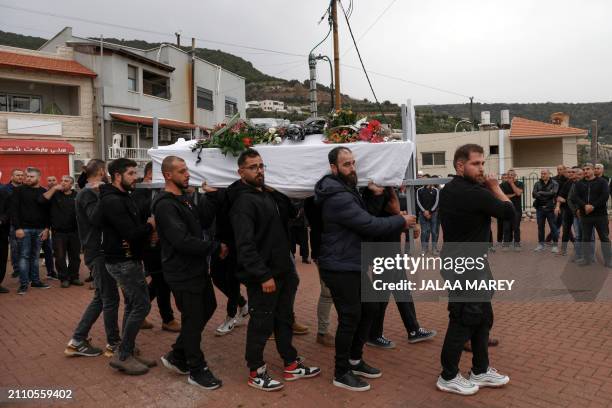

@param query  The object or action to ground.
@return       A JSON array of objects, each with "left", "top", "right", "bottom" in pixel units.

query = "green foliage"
[{"left": 0, "top": 30, "right": 46, "bottom": 50}]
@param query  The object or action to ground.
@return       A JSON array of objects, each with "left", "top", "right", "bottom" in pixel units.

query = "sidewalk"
[{"left": 0, "top": 221, "right": 611, "bottom": 407}]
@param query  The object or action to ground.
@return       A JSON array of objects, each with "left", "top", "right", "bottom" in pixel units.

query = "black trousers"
[
  {"left": 290, "top": 225, "right": 310, "bottom": 259},
  {"left": 369, "top": 291, "right": 420, "bottom": 340},
  {"left": 245, "top": 272, "right": 298, "bottom": 371},
  {"left": 210, "top": 254, "right": 246, "bottom": 318},
  {"left": 171, "top": 278, "right": 217, "bottom": 373},
  {"left": 148, "top": 272, "right": 174, "bottom": 324},
  {"left": 320, "top": 268, "right": 377, "bottom": 378},
  {"left": 581, "top": 216, "right": 612, "bottom": 263},
  {"left": 560, "top": 207, "right": 575, "bottom": 248},
  {"left": 440, "top": 302, "right": 493, "bottom": 380},
  {"left": 502, "top": 208, "right": 522, "bottom": 244},
  {"left": 53, "top": 231, "right": 81, "bottom": 282},
  {"left": 0, "top": 228, "right": 8, "bottom": 285},
  {"left": 495, "top": 218, "right": 504, "bottom": 243}
]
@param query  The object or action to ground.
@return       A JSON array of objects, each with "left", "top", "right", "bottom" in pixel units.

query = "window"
[
  {"left": 143, "top": 70, "right": 170, "bottom": 99},
  {"left": 128, "top": 65, "right": 138, "bottom": 92},
  {"left": 489, "top": 145, "right": 499, "bottom": 155},
  {"left": 1, "top": 94, "right": 42, "bottom": 113},
  {"left": 197, "top": 87, "right": 213, "bottom": 111},
  {"left": 422, "top": 152, "right": 445, "bottom": 166},
  {"left": 225, "top": 97, "right": 237, "bottom": 117}
]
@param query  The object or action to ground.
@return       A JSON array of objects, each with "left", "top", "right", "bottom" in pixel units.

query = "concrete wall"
[{"left": 0, "top": 67, "right": 96, "bottom": 160}]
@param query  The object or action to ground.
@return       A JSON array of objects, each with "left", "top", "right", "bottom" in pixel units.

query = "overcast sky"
[{"left": 1, "top": 0, "right": 610, "bottom": 105}]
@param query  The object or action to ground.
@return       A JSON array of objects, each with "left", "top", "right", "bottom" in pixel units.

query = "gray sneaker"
[
  {"left": 436, "top": 373, "right": 479, "bottom": 395},
  {"left": 469, "top": 367, "right": 510, "bottom": 388},
  {"left": 533, "top": 244, "right": 545, "bottom": 252},
  {"left": 109, "top": 354, "right": 149, "bottom": 376}
]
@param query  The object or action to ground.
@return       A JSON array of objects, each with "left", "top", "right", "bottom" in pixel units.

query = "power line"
[
  {"left": 339, "top": 1, "right": 387, "bottom": 122},
  {"left": 341, "top": 0, "right": 397, "bottom": 58}
]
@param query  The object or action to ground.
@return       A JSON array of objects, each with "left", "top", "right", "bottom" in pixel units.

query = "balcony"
[{"left": 107, "top": 146, "right": 150, "bottom": 161}]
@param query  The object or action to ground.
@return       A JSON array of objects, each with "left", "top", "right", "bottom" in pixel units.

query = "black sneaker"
[
  {"left": 333, "top": 371, "right": 370, "bottom": 391},
  {"left": 0, "top": 286, "right": 9, "bottom": 294},
  {"left": 31, "top": 281, "right": 50, "bottom": 289},
  {"left": 350, "top": 360, "right": 382, "bottom": 379},
  {"left": 70, "top": 279, "right": 84, "bottom": 286},
  {"left": 17, "top": 286, "right": 27, "bottom": 295},
  {"left": 408, "top": 328, "right": 437, "bottom": 343},
  {"left": 161, "top": 352, "right": 189, "bottom": 375},
  {"left": 248, "top": 364, "right": 284, "bottom": 392},
  {"left": 366, "top": 336, "right": 396, "bottom": 349},
  {"left": 64, "top": 338, "right": 103, "bottom": 357},
  {"left": 84, "top": 275, "right": 94, "bottom": 283},
  {"left": 61, "top": 280, "right": 70, "bottom": 288},
  {"left": 283, "top": 359, "right": 321, "bottom": 381},
  {"left": 188, "top": 367, "right": 222, "bottom": 390},
  {"left": 47, "top": 273, "right": 59, "bottom": 281}
]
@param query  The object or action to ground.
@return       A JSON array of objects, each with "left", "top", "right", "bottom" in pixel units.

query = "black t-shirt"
[
  {"left": 439, "top": 176, "right": 515, "bottom": 243},
  {"left": 500, "top": 180, "right": 524, "bottom": 211}
]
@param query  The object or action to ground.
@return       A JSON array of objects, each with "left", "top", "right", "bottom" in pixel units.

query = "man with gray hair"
[
  {"left": 10, "top": 167, "right": 51, "bottom": 294},
  {"left": 41, "top": 175, "right": 82, "bottom": 288},
  {"left": 594, "top": 163, "right": 608, "bottom": 181}
]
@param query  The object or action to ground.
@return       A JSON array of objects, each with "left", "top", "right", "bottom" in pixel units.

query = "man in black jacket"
[
  {"left": 65, "top": 159, "right": 121, "bottom": 359},
  {"left": 100, "top": 158, "right": 156, "bottom": 375},
  {"left": 416, "top": 182, "right": 440, "bottom": 254},
  {"left": 41, "top": 175, "right": 82, "bottom": 288},
  {"left": 532, "top": 169, "right": 559, "bottom": 253},
  {"left": 132, "top": 162, "right": 180, "bottom": 333},
  {"left": 153, "top": 156, "right": 225, "bottom": 390},
  {"left": 314, "top": 146, "right": 414, "bottom": 392},
  {"left": 11, "top": 167, "right": 51, "bottom": 294},
  {"left": 230, "top": 148, "right": 320, "bottom": 392},
  {"left": 572, "top": 163, "right": 611, "bottom": 267},
  {"left": 437, "top": 144, "right": 513, "bottom": 396}
]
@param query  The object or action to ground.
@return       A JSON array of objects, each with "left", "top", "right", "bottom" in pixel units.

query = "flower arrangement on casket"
[
  {"left": 191, "top": 114, "right": 290, "bottom": 162},
  {"left": 324, "top": 119, "right": 392, "bottom": 144}
]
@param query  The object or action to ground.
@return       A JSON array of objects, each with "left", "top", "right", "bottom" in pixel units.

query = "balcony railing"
[{"left": 107, "top": 146, "right": 150, "bottom": 161}]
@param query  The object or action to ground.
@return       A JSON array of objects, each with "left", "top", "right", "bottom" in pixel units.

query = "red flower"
[
  {"left": 242, "top": 137, "right": 253, "bottom": 147},
  {"left": 359, "top": 128, "right": 372, "bottom": 141}
]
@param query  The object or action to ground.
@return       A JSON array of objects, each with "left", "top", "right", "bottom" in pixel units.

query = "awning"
[
  {"left": 0, "top": 139, "right": 75, "bottom": 154},
  {"left": 0, "top": 50, "right": 97, "bottom": 78},
  {"left": 110, "top": 112, "right": 197, "bottom": 130}
]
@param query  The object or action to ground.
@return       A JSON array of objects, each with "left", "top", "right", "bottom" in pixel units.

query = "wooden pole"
[
  {"left": 332, "top": 0, "right": 341, "bottom": 110},
  {"left": 590, "top": 119, "right": 598, "bottom": 163}
]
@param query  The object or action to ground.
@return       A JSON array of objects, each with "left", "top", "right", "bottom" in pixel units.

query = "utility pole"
[
  {"left": 469, "top": 96, "right": 474, "bottom": 130},
  {"left": 591, "top": 119, "right": 599, "bottom": 163},
  {"left": 331, "top": 0, "right": 341, "bottom": 110}
]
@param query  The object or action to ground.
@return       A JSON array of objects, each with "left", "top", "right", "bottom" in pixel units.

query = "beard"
[
  {"left": 120, "top": 176, "right": 136, "bottom": 192},
  {"left": 464, "top": 172, "right": 484, "bottom": 185},
  {"left": 338, "top": 171, "right": 358, "bottom": 188},
  {"left": 172, "top": 178, "right": 189, "bottom": 191},
  {"left": 245, "top": 174, "right": 265, "bottom": 188}
]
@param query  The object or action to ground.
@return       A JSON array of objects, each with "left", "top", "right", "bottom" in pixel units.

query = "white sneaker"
[
  {"left": 436, "top": 373, "right": 479, "bottom": 395},
  {"left": 551, "top": 246, "right": 559, "bottom": 254},
  {"left": 533, "top": 244, "right": 545, "bottom": 252},
  {"left": 215, "top": 316, "right": 236, "bottom": 336},
  {"left": 469, "top": 367, "right": 510, "bottom": 388},
  {"left": 234, "top": 303, "right": 249, "bottom": 326}
]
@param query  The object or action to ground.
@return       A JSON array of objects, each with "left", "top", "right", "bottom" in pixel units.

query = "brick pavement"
[{"left": 0, "top": 221, "right": 611, "bottom": 407}]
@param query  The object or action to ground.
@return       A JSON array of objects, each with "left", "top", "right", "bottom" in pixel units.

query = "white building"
[
  {"left": 39, "top": 27, "right": 246, "bottom": 163},
  {"left": 259, "top": 99, "right": 286, "bottom": 112}
]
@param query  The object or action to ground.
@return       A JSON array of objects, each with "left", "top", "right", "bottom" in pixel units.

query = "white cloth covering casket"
[{"left": 148, "top": 134, "right": 413, "bottom": 198}]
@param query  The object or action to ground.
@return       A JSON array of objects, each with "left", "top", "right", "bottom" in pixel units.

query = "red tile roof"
[
  {"left": 0, "top": 50, "right": 97, "bottom": 78},
  {"left": 110, "top": 113, "right": 196, "bottom": 130},
  {"left": 509, "top": 116, "right": 587, "bottom": 138}
]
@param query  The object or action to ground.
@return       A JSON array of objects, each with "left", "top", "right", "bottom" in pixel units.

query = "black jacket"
[
  {"left": 152, "top": 191, "right": 219, "bottom": 291},
  {"left": 572, "top": 177, "right": 610, "bottom": 217},
  {"left": 314, "top": 174, "right": 405, "bottom": 272},
  {"left": 99, "top": 184, "right": 153, "bottom": 264},
  {"left": 0, "top": 188, "right": 9, "bottom": 234},
  {"left": 10, "top": 185, "right": 49, "bottom": 229},
  {"left": 303, "top": 196, "right": 322, "bottom": 260},
  {"left": 416, "top": 186, "right": 440, "bottom": 212},
  {"left": 532, "top": 179, "right": 558, "bottom": 210},
  {"left": 229, "top": 181, "right": 295, "bottom": 284},
  {"left": 132, "top": 187, "right": 162, "bottom": 274},
  {"left": 76, "top": 186, "right": 103, "bottom": 265},
  {"left": 41, "top": 190, "right": 78, "bottom": 233}
]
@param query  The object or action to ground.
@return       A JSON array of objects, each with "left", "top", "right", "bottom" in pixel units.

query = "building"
[
  {"left": 39, "top": 27, "right": 246, "bottom": 164},
  {"left": 246, "top": 100, "right": 261, "bottom": 109},
  {"left": 416, "top": 112, "right": 586, "bottom": 178},
  {"left": 0, "top": 45, "right": 97, "bottom": 183},
  {"left": 259, "top": 99, "right": 286, "bottom": 112}
]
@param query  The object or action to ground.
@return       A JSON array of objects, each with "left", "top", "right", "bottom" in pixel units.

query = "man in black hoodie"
[
  {"left": 0, "top": 186, "right": 9, "bottom": 293},
  {"left": 100, "top": 158, "right": 156, "bottom": 376},
  {"left": 230, "top": 148, "right": 320, "bottom": 392},
  {"left": 571, "top": 163, "right": 611, "bottom": 267},
  {"left": 153, "top": 156, "right": 224, "bottom": 390},
  {"left": 314, "top": 146, "right": 414, "bottom": 392}
]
